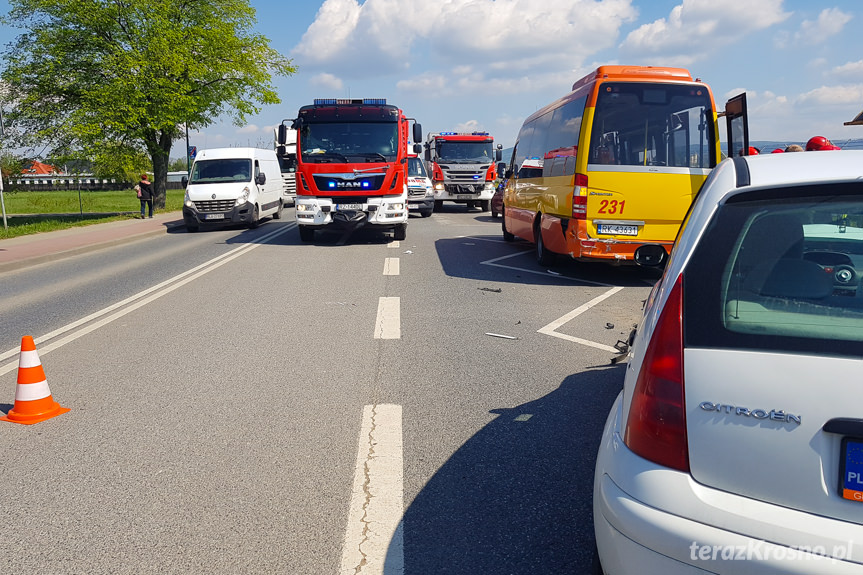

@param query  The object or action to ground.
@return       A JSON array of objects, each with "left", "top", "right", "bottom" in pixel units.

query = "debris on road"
[
  {"left": 485, "top": 332, "right": 518, "bottom": 340},
  {"left": 478, "top": 287, "right": 502, "bottom": 293}
]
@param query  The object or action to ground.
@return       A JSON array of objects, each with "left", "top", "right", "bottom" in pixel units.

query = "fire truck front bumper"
[{"left": 294, "top": 196, "right": 408, "bottom": 227}]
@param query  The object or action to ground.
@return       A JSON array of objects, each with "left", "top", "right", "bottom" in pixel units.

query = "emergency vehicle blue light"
[
  {"left": 362, "top": 98, "right": 387, "bottom": 105},
  {"left": 315, "top": 99, "right": 338, "bottom": 105},
  {"left": 440, "top": 132, "right": 457, "bottom": 136},
  {"left": 328, "top": 181, "right": 336, "bottom": 188},
  {"left": 363, "top": 181, "right": 370, "bottom": 188},
  {"left": 472, "top": 175, "right": 481, "bottom": 180}
]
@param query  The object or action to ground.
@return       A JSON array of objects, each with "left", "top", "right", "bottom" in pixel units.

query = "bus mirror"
[
  {"left": 634, "top": 244, "right": 667, "bottom": 268},
  {"left": 413, "top": 123, "right": 422, "bottom": 144}
]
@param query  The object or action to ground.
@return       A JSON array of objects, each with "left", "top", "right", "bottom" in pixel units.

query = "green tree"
[{"left": 1, "top": 0, "right": 295, "bottom": 208}]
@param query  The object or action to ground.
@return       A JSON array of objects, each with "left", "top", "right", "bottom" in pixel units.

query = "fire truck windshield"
[
  {"left": 437, "top": 141, "right": 493, "bottom": 163},
  {"left": 300, "top": 122, "right": 399, "bottom": 163}
]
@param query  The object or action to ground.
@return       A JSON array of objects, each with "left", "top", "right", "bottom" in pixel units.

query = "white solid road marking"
[
  {"left": 374, "top": 297, "right": 401, "bottom": 340},
  {"left": 383, "top": 258, "right": 400, "bottom": 276},
  {"left": 537, "top": 287, "right": 624, "bottom": 353},
  {"left": 0, "top": 225, "right": 293, "bottom": 376},
  {"left": 388, "top": 241, "right": 400, "bottom": 248},
  {"left": 340, "top": 404, "right": 404, "bottom": 575}
]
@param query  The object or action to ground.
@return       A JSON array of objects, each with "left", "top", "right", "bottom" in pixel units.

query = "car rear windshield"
[{"left": 684, "top": 182, "right": 863, "bottom": 358}]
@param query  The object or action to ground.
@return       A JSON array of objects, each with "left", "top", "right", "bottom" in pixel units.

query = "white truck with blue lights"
[{"left": 279, "top": 98, "right": 422, "bottom": 242}]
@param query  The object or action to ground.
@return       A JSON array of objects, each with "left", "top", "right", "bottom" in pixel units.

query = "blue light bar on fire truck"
[
  {"left": 438, "top": 131, "right": 490, "bottom": 136},
  {"left": 314, "top": 98, "right": 387, "bottom": 105}
]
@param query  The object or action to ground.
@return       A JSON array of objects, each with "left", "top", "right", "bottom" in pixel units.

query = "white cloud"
[
  {"left": 798, "top": 84, "right": 863, "bottom": 106},
  {"left": 293, "top": 0, "right": 637, "bottom": 78},
  {"left": 795, "top": 8, "right": 853, "bottom": 45},
  {"left": 620, "top": 0, "right": 789, "bottom": 64},
  {"left": 309, "top": 72, "right": 344, "bottom": 91},
  {"left": 237, "top": 124, "right": 260, "bottom": 134},
  {"left": 831, "top": 60, "right": 863, "bottom": 80}
]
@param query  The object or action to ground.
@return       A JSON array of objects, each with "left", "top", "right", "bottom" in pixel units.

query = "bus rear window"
[{"left": 589, "top": 82, "right": 716, "bottom": 169}]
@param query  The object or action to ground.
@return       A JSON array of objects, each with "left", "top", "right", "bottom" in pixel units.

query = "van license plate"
[
  {"left": 336, "top": 204, "right": 363, "bottom": 210},
  {"left": 597, "top": 224, "right": 638, "bottom": 236},
  {"left": 205, "top": 213, "right": 225, "bottom": 220},
  {"left": 841, "top": 438, "right": 863, "bottom": 502}
]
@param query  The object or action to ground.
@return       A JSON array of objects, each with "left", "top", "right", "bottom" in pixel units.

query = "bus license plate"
[
  {"left": 336, "top": 204, "right": 363, "bottom": 210},
  {"left": 597, "top": 224, "right": 638, "bottom": 236},
  {"left": 205, "top": 213, "right": 225, "bottom": 220},
  {"left": 841, "top": 438, "right": 863, "bottom": 502}
]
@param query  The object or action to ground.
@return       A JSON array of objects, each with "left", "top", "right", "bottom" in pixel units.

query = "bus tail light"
[
  {"left": 623, "top": 274, "right": 689, "bottom": 472},
  {"left": 572, "top": 174, "right": 588, "bottom": 219}
]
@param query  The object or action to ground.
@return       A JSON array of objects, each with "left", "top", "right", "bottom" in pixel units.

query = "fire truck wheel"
[
  {"left": 299, "top": 225, "right": 315, "bottom": 242},
  {"left": 480, "top": 200, "right": 490, "bottom": 212},
  {"left": 434, "top": 200, "right": 443, "bottom": 212},
  {"left": 393, "top": 223, "right": 407, "bottom": 241}
]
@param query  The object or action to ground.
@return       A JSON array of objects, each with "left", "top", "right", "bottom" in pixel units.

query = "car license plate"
[
  {"left": 205, "top": 213, "right": 225, "bottom": 220},
  {"left": 336, "top": 203, "right": 363, "bottom": 210},
  {"left": 456, "top": 194, "right": 473, "bottom": 200},
  {"left": 597, "top": 224, "right": 638, "bottom": 236},
  {"left": 841, "top": 438, "right": 863, "bottom": 502}
]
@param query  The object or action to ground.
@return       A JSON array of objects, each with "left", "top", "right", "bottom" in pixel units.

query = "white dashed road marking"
[
  {"left": 340, "top": 404, "right": 404, "bottom": 575},
  {"left": 374, "top": 297, "right": 401, "bottom": 339},
  {"left": 383, "top": 258, "right": 400, "bottom": 276}
]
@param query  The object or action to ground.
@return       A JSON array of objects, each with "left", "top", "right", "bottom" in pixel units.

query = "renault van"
[{"left": 182, "top": 147, "right": 284, "bottom": 232}]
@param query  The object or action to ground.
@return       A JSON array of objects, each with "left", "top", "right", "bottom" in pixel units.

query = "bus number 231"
[{"left": 598, "top": 199, "right": 625, "bottom": 214}]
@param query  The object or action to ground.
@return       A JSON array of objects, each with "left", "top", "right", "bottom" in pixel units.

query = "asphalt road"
[{"left": 0, "top": 206, "right": 658, "bottom": 574}]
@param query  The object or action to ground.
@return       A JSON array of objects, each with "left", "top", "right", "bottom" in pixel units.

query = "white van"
[{"left": 182, "top": 147, "right": 284, "bottom": 232}]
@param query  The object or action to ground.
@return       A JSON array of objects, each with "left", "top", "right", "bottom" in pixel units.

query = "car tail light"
[
  {"left": 572, "top": 174, "right": 587, "bottom": 219},
  {"left": 623, "top": 273, "right": 689, "bottom": 472}
]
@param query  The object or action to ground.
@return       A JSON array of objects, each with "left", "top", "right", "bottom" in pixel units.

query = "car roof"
[{"left": 705, "top": 150, "right": 863, "bottom": 204}]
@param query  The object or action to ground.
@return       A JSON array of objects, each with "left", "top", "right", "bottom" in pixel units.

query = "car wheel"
[
  {"left": 480, "top": 200, "right": 490, "bottom": 212},
  {"left": 273, "top": 201, "right": 284, "bottom": 219},
  {"left": 298, "top": 225, "right": 315, "bottom": 242},
  {"left": 535, "top": 219, "right": 556, "bottom": 266},
  {"left": 393, "top": 223, "right": 407, "bottom": 241},
  {"left": 502, "top": 213, "right": 515, "bottom": 242},
  {"left": 249, "top": 205, "right": 260, "bottom": 229}
]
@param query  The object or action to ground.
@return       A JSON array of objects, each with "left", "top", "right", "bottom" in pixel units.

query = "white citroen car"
[{"left": 593, "top": 150, "right": 863, "bottom": 574}]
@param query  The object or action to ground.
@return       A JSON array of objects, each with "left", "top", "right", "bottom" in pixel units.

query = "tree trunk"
[{"left": 149, "top": 131, "right": 172, "bottom": 210}]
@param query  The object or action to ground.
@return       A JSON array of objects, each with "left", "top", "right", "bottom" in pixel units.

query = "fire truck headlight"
[
  {"left": 484, "top": 182, "right": 494, "bottom": 192},
  {"left": 389, "top": 203, "right": 404, "bottom": 210},
  {"left": 434, "top": 182, "right": 444, "bottom": 191},
  {"left": 296, "top": 203, "right": 313, "bottom": 212}
]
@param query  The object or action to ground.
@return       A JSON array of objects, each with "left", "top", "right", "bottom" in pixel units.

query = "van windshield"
[
  {"left": 407, "top": 157, "right": 428, "bottom": 177},
  {"left": 190, "top": 159, "right": 252, "bottom": 184}
]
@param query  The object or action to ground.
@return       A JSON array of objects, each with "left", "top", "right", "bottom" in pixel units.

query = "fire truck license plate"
[
  {"left": 336, "top": 204, "right": 363, "bottom": 210},
  {"left": 456, "top": 194, "right": 473, "bottom": 200},
  {"left": 597, "top": 224, "right": 638, "bottom": 236}
]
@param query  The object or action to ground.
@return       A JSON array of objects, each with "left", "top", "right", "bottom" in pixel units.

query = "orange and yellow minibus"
[{"left": 503, "top": 65, "right": 745, "bottom": 265}]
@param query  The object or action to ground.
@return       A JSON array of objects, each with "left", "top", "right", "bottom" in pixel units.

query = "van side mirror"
[
  {"left": 256, "top": 173, "right": 266, "bottom": 185},
  {"left": 413, "top": 123, "right": 422, "bottom": 144},
  {"left": 181, "top": 176, "right": 188, "bottom": 187}
]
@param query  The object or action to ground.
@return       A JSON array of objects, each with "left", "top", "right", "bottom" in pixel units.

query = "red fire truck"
[
  {"left": 278, "top": 98, "right": 422, "bottom": 242},
  {"left": 424, "top": 131, "right": 502, "bottom": 212}
]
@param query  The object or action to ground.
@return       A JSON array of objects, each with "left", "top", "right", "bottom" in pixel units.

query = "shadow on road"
[{"left": 393, "top": 364, "right": 625, "bottom": 574}]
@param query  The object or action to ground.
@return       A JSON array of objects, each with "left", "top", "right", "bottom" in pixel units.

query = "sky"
[{"left": 2, "top": 0, "right": 863, "bottom": 159}]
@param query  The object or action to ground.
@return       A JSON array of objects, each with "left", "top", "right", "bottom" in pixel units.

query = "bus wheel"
[
  {"left": 535, "top": 220, "right": 556, "bottom": 266},
  {"left": 299, "top": 225, "right": 315, "bottom": 242},
  {"left": 502, "top": 214, "right": 515, "bottom": 242}
]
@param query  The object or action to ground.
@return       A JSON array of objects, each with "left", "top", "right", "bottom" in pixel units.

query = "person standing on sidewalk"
[{"left": 137, "top": 173, "right": 154, "bottom": 218}]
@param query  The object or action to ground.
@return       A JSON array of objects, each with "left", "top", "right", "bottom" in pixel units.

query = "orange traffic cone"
[{"left": 1, "top": 336, "right": 70, "bottom": 425}]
